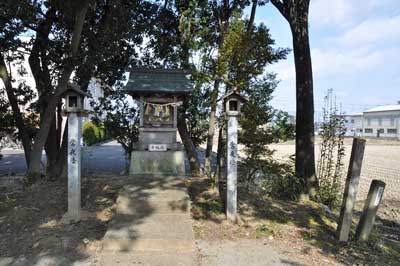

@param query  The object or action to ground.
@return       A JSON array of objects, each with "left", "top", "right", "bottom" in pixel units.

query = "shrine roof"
[{"left": 124, "top": 68, "right": 193, "bottom": 95}]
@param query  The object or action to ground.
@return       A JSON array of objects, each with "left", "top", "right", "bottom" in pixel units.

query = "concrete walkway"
[{"left": 98, "top": 175, "right": 197, "bottom": 266}]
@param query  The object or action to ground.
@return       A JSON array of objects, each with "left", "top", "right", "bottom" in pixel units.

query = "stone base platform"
[{"left": 129, "top": 150, "right": 185, "bottom": 176}]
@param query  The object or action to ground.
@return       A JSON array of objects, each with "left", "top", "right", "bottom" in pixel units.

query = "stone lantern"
[
  {"left": 223, "top": 89, "right": 247, "bottom": 223},
  {"left": 62, "top": 83, "right": 89, "bottom": 222}
]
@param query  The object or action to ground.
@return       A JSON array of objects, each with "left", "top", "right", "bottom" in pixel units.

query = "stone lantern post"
[
  {"left": 62, "top": 83, "right": 89, "bottom": 222},
  {"left": 223, "top": 90, "right": 247, "bottom": 223}
]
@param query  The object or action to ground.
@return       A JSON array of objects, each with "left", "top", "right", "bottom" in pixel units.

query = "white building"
[
  {"left": 344, "top": 113, "right": 363, "bottom": 137},
  {"left": 345, "top": 103, "right": 400, "bottom": 140}
]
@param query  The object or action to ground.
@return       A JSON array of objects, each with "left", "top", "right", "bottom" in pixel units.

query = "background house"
[{"left": 344, "top": 103, "right": 400, "bottom": 139}]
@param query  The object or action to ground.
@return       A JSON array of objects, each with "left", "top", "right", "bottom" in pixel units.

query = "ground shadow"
[
  {"left": 0, "top": 174, "right": 191, "bottom": 266},
  {"left": 187, "top": 175, "right": 399, "bottom": 265},
  {"left": 237, "top": 187, "right": 400, "bottom": 265}
]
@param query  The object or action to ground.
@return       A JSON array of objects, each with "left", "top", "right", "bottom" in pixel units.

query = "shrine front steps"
[
  {"left": 99, "top": 176, "right": 197, "bottom": 266},
  {"left": 97, "top": 251, "right": 196, "bottom": 266}
]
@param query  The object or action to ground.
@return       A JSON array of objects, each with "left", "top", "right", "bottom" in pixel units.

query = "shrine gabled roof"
[{"left": 124, "top": 68, "right": 193, "bottom": 95}]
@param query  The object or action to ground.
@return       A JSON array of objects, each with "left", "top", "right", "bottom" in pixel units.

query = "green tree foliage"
[
  {"left": 1, "top": 0, "right": 152, "bottom": 180},
  {"left": 0, "top": 0, "right": 93, "bottom": 181},
  {"left": 316, "top": 89, "right": 346, "bottom": 208},
  {"left": 82, "top": 121, "right": 107, "bottom": 146},
  {"left": 238, "top": 75, "right": 300, "bottom": 200},
  {"left": 90, "top": 83, "right": 139, "bottom": 173},
  {"left": 272, "top": 110, "right": 295, "bottom": 142}
]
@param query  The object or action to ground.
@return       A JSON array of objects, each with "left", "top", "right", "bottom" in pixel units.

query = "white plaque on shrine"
[{"left": 149, "top": 144, "right": 167, "bottom": 151}]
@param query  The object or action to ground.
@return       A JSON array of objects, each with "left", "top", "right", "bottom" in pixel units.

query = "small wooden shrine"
[{"left": 124, "top": 68, "right": 193, "bottom": 175}]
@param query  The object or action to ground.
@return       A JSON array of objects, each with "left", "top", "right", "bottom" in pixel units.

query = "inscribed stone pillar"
[
  {"left": 226, "top": 115, "right": 238, "bottom": 223},
  {"left": 355, "top": 180, "right": 386, "bottom": 241},
  {"left": 337, "top": 138, "right": 366, "bottom": 242},
  {"left": 67, "top": 112, "right": 82, "bottom": 221}
]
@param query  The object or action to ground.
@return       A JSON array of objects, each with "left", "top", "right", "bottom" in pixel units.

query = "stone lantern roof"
[
  {"left": 124, "top": 68, "right": 193, "bottom": 97},
  {"left": 63, "top": 83, "right": 90, "bottom": 97}
]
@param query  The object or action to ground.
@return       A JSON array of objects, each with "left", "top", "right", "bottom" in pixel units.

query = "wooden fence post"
[{"left": 336, "top": 138, "right": 366, "bottom": 242}]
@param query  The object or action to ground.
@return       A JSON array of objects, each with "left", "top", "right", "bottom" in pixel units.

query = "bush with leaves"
[
  {"left": 90, "top": 83, "right": 139, "bottom": 173},
  {"left": 316, "top": 89, "right": 346, "bottom": 208},
  {"left": 238, "top": 76, "right": 300, "bottom": 200},
  {"left": 260, "top": 158, "right": 303, "bottom": 201},
  {"left": 82, "top": 121, "right": 107, "bottom": 146}
]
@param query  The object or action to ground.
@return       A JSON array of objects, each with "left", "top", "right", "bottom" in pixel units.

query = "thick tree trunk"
[
  {"left": 204, "top": 80, "right": 220, "bottom": 174},
  {"left": 271, "top": 0, "right": 317, "bottom": 198},
  {"left": 26, "top": 4, "right": 89, "bottom": 182},
  {"left": 292, "top": 27, "right": 317, "bottom": 197},
  {"left": 47, "top": 124, "right": 68, "bottom": 179},
  {"left": 44, "top": 116, "right": 60, "bottom": 178},
  {"left": 0, "top": 55, "right": 32, "bottom": 166},
  {"left": 215, "top": 124, "right": 226, "bottom": 206},
  {"left": 177, "top": 110, "right": 202, "bottom": 176}
]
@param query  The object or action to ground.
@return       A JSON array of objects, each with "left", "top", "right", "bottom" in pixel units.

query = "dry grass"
[
  {"left": 187, "top": 177, "right": 400, "bottom": 266},
  {"left": 0, "top": 176, "right": 122, "bottom": 260}
]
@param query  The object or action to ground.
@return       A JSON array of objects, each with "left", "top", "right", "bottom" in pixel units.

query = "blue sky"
[{"left": 248, "top": 0, "right": 400, "bottom": 119}]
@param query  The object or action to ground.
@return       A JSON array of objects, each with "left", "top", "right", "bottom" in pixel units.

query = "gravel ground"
[
  {"left": 197, "top": 239, "right": 307, "bottom": 266},
  {"left": 269, "top": 138, "right": 400, "bottom": 202}
]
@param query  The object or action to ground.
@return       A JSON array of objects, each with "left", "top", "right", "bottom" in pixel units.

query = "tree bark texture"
[
  {"left": 27, "top": 3, "right": 89, "bottom": 181},
  {"left": 204, "top": 80, "right": 219, "bottom": 174},
  {"left": 271, "top": 0, "right": 317, "bottom": 197},
  {"left": 178, "top": 109, "right": 202, "bottom": 176},
  {"left": 0, "top": 55, "right": 32, "bottom": 165}
]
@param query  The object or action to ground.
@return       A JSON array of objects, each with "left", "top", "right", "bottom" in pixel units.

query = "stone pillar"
[
  {"left": 337, "top": 138, "right": 366, "bottom": 242},
  {"left": 67, "top": 112, "right": 82, "bottom": 222},
  {"left": 355, "top": 180, "right": 386, "bottom": 241},
  {"left": 139, "top": 96, "right": 144, "bottom": 127},
  {"left": 226, "top": 115, "right": 238, "bottom": 223},
  {"left": 173, "top": 96, "right": 177, "bottom": 129}
]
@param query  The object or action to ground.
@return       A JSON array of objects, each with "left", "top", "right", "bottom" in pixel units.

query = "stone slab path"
[{"left": 97, "top": 175, "right": 197, "bottom": 266}]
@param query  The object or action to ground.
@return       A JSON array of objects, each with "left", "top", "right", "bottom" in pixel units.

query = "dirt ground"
[
  {"left": 187, "top": 178, "right": 400, "bottom": 266},
  {"left": 269, "top": 137, "right": 400, "bottom": 223},
  {"left": 0, "top": 176, "right": 124, "bottom": 265},
  {"left": 0, "top": 174, "right": 399, "bottom": 266}
]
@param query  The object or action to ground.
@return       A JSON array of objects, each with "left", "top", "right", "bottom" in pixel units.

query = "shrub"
[
  {"left": 316, "top": 89, "right": 346, "bottom": 209},
  {"left": 82, "top": 121, "right": 106, "bottom": 146},
  {"left": 239, "top": 156, "right": 303, "bottom": 201}
]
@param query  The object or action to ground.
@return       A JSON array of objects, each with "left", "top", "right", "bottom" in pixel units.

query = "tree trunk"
[
  {"left": 0, "top": 54, "right": 32, "bottom": 166},
  {"left": 44, "top": 114, "right": 64, "bottom": 179},
  {"left": 177, "top": 110, "right": 202, "bottom": 176},
  {"left": 204, "top": 80, "right": 220, "bottom": 174},
  {"left": 270, "top": 0, "right": 317, "bottom": 198},
  {"left": 292, "top": 27, "right": 317, "bottom": 198},
  {"left": 26, "top": 3, "right": 89, "bottom": 182},
  {"left": 47, "top": 124, "right": 68, "bottom": 179},
  {"left": 215, "top": 123, "right": 227, "bottom": 207}
]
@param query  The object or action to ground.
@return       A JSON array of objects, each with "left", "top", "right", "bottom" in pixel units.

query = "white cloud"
[
  {"left": 269, "top": 58, "right": 295, "bottom": 82},
  {"left": 332, "top": 15, "right": 400, "bottom": 48},
  {"left": 310, "top": 0, "right": 400, "bottom": 29},
  {"left": 310, "top": 0, "right": 354, "bottom": 27},
  {"left": 311, "top": 47, "right": 399, "bottom": 78},
  {"left": 268, "top": 45, "right": 400, "bottom": 87}
]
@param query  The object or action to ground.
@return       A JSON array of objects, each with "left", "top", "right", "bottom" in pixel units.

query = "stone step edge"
[{"left": 101, "top": 238, "right": 196, "bottom": 252}]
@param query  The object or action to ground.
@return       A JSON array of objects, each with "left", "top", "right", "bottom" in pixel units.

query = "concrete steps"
[
  {"left": 98, "top": 251, "right": 197, "bottom": 266},
  {"left": 99, "top": 176, "right": 197, "bottom": 265}
]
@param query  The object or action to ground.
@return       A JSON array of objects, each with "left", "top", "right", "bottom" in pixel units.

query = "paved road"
[{"left": 0, "top": 140, "right": 126, "bottom": 176}]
